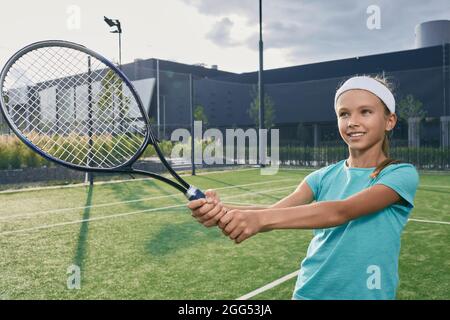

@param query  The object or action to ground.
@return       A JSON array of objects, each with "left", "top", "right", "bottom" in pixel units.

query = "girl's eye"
[
  {"left": 339, "top": 112, "right": 349, "bottom": 117},
  {"left": 362, "top": 109, "right": 372, "bottom": 115}
]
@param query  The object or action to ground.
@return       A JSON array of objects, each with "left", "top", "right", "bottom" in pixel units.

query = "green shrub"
[
  {"left": 0, "top": 139, "right": 12, "bottom": 169},
  {"left": 0, "top": 134, "right": 448, "bottom": 170}
]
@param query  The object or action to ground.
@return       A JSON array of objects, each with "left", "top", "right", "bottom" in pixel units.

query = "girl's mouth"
[{"left": 347, "top": 132, "right": 366, "bottom": 139}]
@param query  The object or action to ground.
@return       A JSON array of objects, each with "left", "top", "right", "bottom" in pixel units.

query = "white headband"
[{"left": 334, "top": 76, "right": 395, "bottom": 113}]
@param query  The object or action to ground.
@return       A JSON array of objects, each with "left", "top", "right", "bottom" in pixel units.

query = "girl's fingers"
[
  {"left": 219, "top": 209, "right": 235, "bottom": 228},
  {"left": 191, "top": 203, "right": 214, "bottom": 219},
  {"left": 203, "top": 206, "right": 228, "bottom": 227},
  {"left": 197, "top": 203, "right": 217, "bottom": 215},
  {"left": 228, "top": 227, "right": 242, "bottom": 240},
  {"left": 187, "top": 199, "right": 206, "bottom": 210},
  {"left": 235, "top": 233, "right": 248, "bottom": 244},
  {"left": 199, "top": 203, "right": 222, "bottom": 223},
  {"left": 205, "top": 189, "right": 220, "bottom": 202},
  {"left": 224, "top": 218, "right": 238, "bottom": 235},
  {"left": 204, "top": 189, "right": 217, "bottom": 198}
]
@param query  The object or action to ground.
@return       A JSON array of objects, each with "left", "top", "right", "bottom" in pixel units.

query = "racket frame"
[{"left": 0, "top": 40, "right": 203, "bottom": 198}]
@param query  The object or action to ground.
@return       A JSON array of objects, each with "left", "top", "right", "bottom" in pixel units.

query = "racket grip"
[{"left": 185, "top": 186, "right": 206, "bottom": 200}]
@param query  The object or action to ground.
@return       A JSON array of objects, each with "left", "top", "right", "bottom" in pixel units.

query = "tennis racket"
[{"left": 0, "top": 40, "right": 205, "bottom": 200}]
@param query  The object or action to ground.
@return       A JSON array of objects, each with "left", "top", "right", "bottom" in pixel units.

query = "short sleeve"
[
  {"left": 373, "top": 164, "right": 419, "bottom": 208},
  {"left": 305, "top": 168, "right": 324, "bottom": 200}
]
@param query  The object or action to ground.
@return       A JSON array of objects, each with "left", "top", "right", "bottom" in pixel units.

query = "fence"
[{"left": 0, "top": 60, "right": 449, "bottom": 186}]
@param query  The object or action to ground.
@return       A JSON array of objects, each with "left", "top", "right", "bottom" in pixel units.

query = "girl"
[{"left": 187, "top": 75, "right": 419, "bottom": 300}]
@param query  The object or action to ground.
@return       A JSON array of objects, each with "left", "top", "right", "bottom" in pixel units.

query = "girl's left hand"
[{"left": 218, "top": 209, "right": 263, "bottom": 244}]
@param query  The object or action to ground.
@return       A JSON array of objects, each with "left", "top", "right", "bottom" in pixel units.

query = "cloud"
[
  {"left": 205, "top": 17, "right": 242, "bottom": 47},
  {"left": 182, "top": 0, "right": 450, "bottom": 66},
  {"left": 181, "top": 0, "right": 256, "bottom": 19}
]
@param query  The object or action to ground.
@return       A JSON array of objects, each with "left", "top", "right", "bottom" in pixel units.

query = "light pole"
[
  {"left": 258, "top": 0, "right": 265, "bottom": 167},
  {"left": 104, "top": 16, "right": 122, "bottom": 68},
  {"left": 162, "top": 95, "right": 166, "bottom": 139}
]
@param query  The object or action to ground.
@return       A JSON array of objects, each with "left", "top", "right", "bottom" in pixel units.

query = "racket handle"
[{"left": 185, "top": 186, "right": 206, "bottom": 200}]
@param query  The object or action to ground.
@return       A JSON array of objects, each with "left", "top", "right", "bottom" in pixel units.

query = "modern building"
[
  {"left": 2, "top": 21, "right": 449, "bottom": 148},
  {"left": 126, "top": 44, "right": 449, "bottom": 148}
]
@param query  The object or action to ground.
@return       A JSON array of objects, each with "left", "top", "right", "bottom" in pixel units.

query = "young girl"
[{"left": 188, "top": 75, "right": 419, "bottom": 300}]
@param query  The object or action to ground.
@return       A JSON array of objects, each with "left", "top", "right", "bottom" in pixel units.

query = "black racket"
[{"left": 0, "top": 40, "right": 205, "bottom": 200}]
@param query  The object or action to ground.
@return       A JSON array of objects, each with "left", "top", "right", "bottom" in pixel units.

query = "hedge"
[{"left": 0, "top": 135, "right": 449, "bottom": 170}]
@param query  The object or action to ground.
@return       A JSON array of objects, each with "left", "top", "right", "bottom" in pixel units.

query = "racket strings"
[
  {"left": 2, "top": 46, "right": 148, "bottom": 168},
  {"left": 13, "top": 49, "right": 123, "bottom": 133},
  {"left": 6, "top": 63, "right": 134, "bottom": 168},
  {"left": 25, "top": 61, "right": 142, "bottom": 167}
]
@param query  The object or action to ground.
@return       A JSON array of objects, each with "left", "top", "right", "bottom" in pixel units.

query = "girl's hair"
[
  {"left": 340, "top": 74, "right": 401, "bottom": 178},
  {"left": 372, "top": 75, "right": 393, "bottom": 159}
]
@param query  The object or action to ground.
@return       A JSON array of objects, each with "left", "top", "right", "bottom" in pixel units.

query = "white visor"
[{"left": 334, "top": 76, "right": 395, "bottom": 113}]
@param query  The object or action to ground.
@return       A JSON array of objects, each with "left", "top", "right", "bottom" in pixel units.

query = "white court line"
[
  {"left": 419, "top": 184, "right": 450, "bottom": 189},
  {"left": 272, "top": 167, "right": 313, "bottom": 171},
  {"left": 236, "top": 270, "right": 299, "bottom": 300},
  {"left": 0, "top": 204, "right": 184, "bottom": 236},
  {"left": 409, "top": 218, "right": 450, "bottom": 225},
  {"left": 0, "top": 178, "right": 297, "bottom": 220},
  {"left": 225, "top": 202, "right": 269, "bottom": 207},
  {"left": 0, "top": 185, "right": 297, "bottom": 236}
]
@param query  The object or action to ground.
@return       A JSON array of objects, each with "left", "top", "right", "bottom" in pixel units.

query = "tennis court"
[{"left": 0, "top": 167, "right": 448, "bottom": 300}]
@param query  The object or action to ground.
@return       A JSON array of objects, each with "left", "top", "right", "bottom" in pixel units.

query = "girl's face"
[{"left": 335, "top": 89, "right": 396, "bottom": 153}]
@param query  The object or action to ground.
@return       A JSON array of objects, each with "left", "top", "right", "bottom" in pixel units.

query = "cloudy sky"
[{"left": 0, "top": 0, "right": 449, "bottom": 73}]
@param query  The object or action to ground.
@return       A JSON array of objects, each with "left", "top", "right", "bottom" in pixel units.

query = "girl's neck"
[{"left": 347, "top": 145, "right": 387, "bottom": 168}]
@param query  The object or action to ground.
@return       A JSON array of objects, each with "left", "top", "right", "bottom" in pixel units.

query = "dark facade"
[
  {"left": 131, "top": 44, "right": 449, "bottom": 146},
  {"left": 2, "top": 44, "right": 447, "bottom": 146}
]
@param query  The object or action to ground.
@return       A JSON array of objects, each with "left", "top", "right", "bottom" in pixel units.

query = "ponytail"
[
  {"left": 370, "top": 131, "right": 400, "bottom": 178},
  {"left": 382, "top": 131, "right": 390, "bottom": 158}
]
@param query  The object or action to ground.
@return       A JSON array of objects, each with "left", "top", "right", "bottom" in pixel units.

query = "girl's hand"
[
  {"left": 203, "top": 189, "right": 220, "bottom": 203},
  {"left": 187, "top": 190, "right": 227, "bottom": 228},
  {"left": 218, "top": 209, "right": 263, "bottom": 244}
]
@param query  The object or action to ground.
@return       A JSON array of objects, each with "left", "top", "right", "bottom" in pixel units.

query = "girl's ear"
[{"left": 385, "top": 113, "right": 397, "bottom": 131}]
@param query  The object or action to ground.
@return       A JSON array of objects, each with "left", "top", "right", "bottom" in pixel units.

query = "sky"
[{"left": 0, "top": 0, "right": 449, "bottom": 73}]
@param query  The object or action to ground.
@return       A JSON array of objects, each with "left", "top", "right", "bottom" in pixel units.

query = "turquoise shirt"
[{"left": 293, "top": 160, "right": 419, "bottom": 300}]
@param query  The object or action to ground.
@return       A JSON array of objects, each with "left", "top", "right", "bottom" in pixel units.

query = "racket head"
[{"left": 0, "top": 40, "right": 155, "bottom": 171}]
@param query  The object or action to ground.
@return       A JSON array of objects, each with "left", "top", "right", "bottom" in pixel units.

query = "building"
[
  {"left": 130, "top": 43, "right": 449, "bottom": 148},
  {"left": 2, "top": 21, "right": 449, "bottom": 148}
]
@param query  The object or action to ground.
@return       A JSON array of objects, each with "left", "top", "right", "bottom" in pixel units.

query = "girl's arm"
[
  {"left": 269, "top": 180, "right": 315, "bottom": 208},
  {"left": 222, "top": 180, "right": 315, "bottom": 210},
  {"left": 219, "top": 184, "right": 401, "bottom": 243},
  {"left": 188, "top": 180, "right": 315, "bottom": 226}
]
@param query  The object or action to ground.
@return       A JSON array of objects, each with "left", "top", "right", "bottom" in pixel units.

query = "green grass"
[{"left": 0, "top": 168, "right": 448, "bottom": 300}]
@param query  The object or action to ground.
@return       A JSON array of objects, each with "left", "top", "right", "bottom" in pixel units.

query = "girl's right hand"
[{"left": 187, "top": 189, "right": 228, "bottom": 228}]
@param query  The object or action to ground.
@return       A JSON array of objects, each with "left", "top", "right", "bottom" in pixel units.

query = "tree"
[
  {"left": 397, "top": 94, "right": 427, "bottom": 148},
  {"left": 248, "top": 85, "right": 276, "bottom": 129},
  {"left": 194, "top": 105, "right": 208, "bottom": 126},
  {"left": 148, "top": 116, "right": 156, "bottom": 125},
  {"left": 97, "top": 69, "right": 131, "bottom": 133},
  {"left": 0, "top": 95, "right": 9, "bottom": 133},
  {"left": 397, "top": 94, "right": 427, "bottom": 122}
]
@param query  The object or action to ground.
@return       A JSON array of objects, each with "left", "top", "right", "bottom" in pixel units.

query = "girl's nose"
[{"left": 348, "top": 118, "right": 360, "bottom": 127}]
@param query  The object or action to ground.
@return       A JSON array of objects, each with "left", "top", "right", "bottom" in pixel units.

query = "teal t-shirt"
[{"left": 293, "top": 159, "right": 419, "bottom": 300}]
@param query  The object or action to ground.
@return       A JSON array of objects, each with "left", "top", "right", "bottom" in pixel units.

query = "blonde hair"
[{"left": 371, "top": 75, "right": 392, "bottom": 158}]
